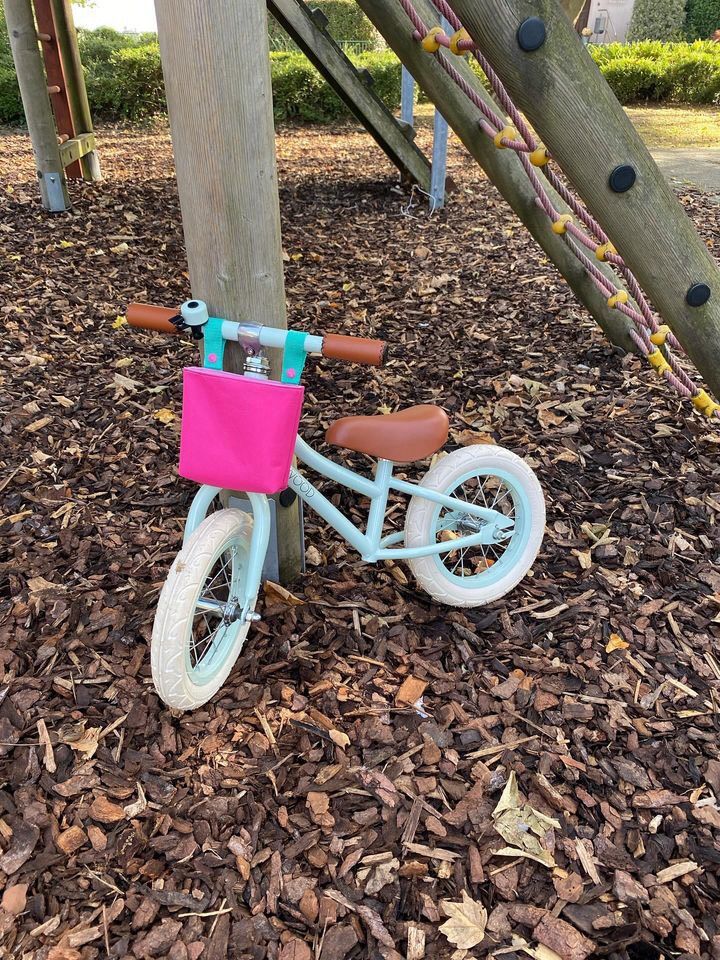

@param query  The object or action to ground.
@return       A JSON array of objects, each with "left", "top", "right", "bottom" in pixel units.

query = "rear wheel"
[
  {"left": 405, "top": 446, "right": 545, "bottom": 607},
  {"left": 151, "top": 509, "right": 255, "bottom": 710}
]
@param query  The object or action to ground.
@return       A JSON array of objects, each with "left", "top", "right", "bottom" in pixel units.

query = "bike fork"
[{"left": 243, "top": 492, "right": 271, "bottom": 609}]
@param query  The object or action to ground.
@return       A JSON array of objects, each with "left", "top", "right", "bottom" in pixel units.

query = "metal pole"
[
  {"left": 5, "top": 0, "right": 70, "bottom": 211},
  {"left": 429, "top": 16, "right": 450, "bottom": 210},
  {"left": 401, "top": 64, "right": 415, "bottom": 126}
]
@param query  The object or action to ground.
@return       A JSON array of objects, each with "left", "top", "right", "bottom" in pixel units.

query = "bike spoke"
[
  {"left": 188, "top": 546, "right": 238, "bottom": 673},
  {"left": 440, "top": 475, "right": 517, "bottom": 580}
]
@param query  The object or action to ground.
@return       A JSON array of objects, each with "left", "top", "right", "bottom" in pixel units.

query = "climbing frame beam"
[
  {"left": 266, "top": 0, "right": 431, "bottom": 191},
  {"left": 355, "top": 0, "right": 637, "bottom": 352},
  {"left": 447, "top": 0, "right": 720, "bottom": 399}
]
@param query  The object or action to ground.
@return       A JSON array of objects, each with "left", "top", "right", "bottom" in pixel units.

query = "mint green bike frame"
[{"left": 183, "top": 436, "right": 513, "bottom": 614}]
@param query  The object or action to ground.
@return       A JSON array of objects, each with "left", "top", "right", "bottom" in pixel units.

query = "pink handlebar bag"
[{"left": 178, "top": 367, "right": 304, "bottom": 494}]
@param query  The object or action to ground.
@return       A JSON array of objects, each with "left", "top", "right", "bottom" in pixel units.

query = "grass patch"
[
  {"left": 412, "top": 102, "right": 720, "bottom": 149},
  {"left": 624, "top": 103, "right": 720, "bottom": 147}
]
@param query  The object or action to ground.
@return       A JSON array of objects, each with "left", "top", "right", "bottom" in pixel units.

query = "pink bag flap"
[{"left": 179, "top": 367, "right": 304, "bottom": 495}]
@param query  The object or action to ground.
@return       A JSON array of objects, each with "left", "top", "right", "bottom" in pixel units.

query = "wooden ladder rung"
[{"left": 59, "top": 132, "right": 96, "bottom": 168}]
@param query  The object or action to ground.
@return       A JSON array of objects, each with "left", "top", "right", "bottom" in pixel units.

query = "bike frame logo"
[{"left": 289, "top": 471, "right": 315, "bottom": 500}]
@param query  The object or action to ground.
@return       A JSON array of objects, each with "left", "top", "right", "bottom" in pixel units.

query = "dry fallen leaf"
[
  {"left": 264, "top": 581, "right": 304, "bottom": 606},
  {"left": 329, "top": 728, "right": 350, "bottom": 749},
  {"left": 154, "top": 407, "right": 176, "bottom": 424},
  {"left": 439, "top": 889, "right": 488, "bottom": 950},
  {"left": 492, "top": 771, "right": 560, "bottom": 868},
  {"left": 1, "top": 883, "right": 28, "bottom": 915},
  {"left": 606, "top": 633, "right": 630, "bottom": 653}
]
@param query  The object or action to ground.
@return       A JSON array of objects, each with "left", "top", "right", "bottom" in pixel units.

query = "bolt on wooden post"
[{"left": 154, "top": 0, "right": 303, "bottom": 582}]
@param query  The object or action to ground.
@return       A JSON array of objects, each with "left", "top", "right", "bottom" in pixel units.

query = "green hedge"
[
  {"left": 1, "top": 24, "right": 719, "bottom": 126},
  {"left": 627, "top": 0, "right": 688, "bottom": 41},
  {"left": 588, "top": 40, "right": 720, "bottom": 103},
  {"left": 268, "top": 0, "right": 380, "bottom": 50},
  {"left": 0, "top": 30, "right": 400, "bottom": 125},
  {"left": 271, "top": 51, "right": 400, "bottom": 121},
  {"left": 684, "top": 0, "right": 720, "bottom": 39}
]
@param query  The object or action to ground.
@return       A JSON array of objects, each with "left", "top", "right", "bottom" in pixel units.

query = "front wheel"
[
  {"left": 405, "top": 446, "right": 545, "bottom": 607},
  {"left": 151, "top": 508, "right": 255, "bottom": 710}
]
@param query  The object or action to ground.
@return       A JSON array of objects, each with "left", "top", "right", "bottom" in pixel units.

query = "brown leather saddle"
[{"left": 326, "top": 405, "right": 449, "bottom": 463}]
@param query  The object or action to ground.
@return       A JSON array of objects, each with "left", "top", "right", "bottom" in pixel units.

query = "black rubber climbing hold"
[
  {"left": 278, "top": 488, "right": 298, "bottom": 508},
  {"left": 517, "top": 17, "right": 546, "bottom": 52},
  {"left": 609, "top": 164, "right": 636, "bottom": 193},
  {"left": 686, "top": 283, "right": 711, "bottom": 307}
]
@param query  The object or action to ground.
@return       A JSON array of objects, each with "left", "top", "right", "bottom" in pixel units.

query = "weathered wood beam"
[
  {"left": 59, "top": 131, "right": 96, "bottom": 168},
  {"left": 32, "top": 0, "right": 81, "bottom": 177},
  {"left": 266, "top": 0, "right": 431, "bottom": 191},
  {"left": 5, "top": 0, "right": 70, "bottom": 210},
  {"left": 355, "top": 0, "right": 637, "bottom": 352},
  {"left": 48, "top": 0, "right": 101, "bottom": 182},
  {"left": 155, "top": 0, "right": 303, "bottom": 581},
  {"left": 447, "top": 0, "right": 720, "bottom": 398}
]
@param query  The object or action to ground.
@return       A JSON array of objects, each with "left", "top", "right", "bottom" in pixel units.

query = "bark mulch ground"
[{"left": 1, "top": 121, "right": 720, "bottom": 960}]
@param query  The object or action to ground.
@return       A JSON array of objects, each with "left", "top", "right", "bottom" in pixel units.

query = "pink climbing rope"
[{"left": 396, "top": 0, "right": 719, "bottom": 420}]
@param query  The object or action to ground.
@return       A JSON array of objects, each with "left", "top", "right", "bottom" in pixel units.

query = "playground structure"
[
  {"left": 6, "top": 0, "right": 720, "bottom": 581},
  {"left": 5, "top": 0, "right": 100, "bottom": 211}
]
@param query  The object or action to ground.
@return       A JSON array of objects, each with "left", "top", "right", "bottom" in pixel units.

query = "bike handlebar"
[
  {"left": 127, "top": 301, "right": 387, "bottom": 367},
  {"left": 127, "top": 303, "right": 180, "bottom": 334}
]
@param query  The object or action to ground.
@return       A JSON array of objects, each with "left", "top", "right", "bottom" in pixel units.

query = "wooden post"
[
  {"left": 355, "top": 0, "right": 637, "bottom": 352},
  {"left": 447, "top": 0, "right": 720, "bottom": 398},
  {"left": 5, "top": 0, "right": 70, "bottom": 211},
  {"left": 429, "top": 105, "right": 448, "bottom": 211},
  {"left": 48, "top": 0, "right": 101, "bottom": 181},
  {"left": 32, "top": 0, "right": 80, "bottom": 177},
  {"left": 154, "top": 0, "right": 303, "bottom": 582}
]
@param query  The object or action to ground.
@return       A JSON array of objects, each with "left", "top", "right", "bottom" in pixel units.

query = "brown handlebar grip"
[
  {"left": 322, "top": 334, "right": 387, "bottom": 366},
  {"left": 127, "top": 303, "right": 180, "bottom": 334}
]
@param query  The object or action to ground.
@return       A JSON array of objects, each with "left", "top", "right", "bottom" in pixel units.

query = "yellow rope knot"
[
  {"left": 595, "top": 241, "right": 617, "bottom": 262},
  {"left": 552, "top": 214, "right": 573, "bottom": 235},
  {"left": 494, "top": 125, "right": 519, "bottom": 149},
  {"left": 647, "top": 349, "right": 671, "bottom": 376},
  {"left": 607, "top": 290, "right": 629, "bottom": 309},
  {"left": 692, "top": 389, "right": 720, "bottom": 417},
  {"left": 421, "top": 26, "right": 445, "bottom": 52},
  {"left": 650, "top": 324, "right": 671, "bottom": 346},
  {"left": 530, "top": 146, "right": 550, "bottom": 167},
  {"left": 450, "top": 28, "right": 471, "bottom": 55}
]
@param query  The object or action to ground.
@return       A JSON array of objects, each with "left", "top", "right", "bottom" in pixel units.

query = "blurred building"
[{"left": 577, "top": 0, "right": 636, "bottom": 42}]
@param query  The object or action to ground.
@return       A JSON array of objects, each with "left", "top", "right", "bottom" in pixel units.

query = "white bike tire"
[
  {"left": 151, "top": 508, "right": 255, "bottom": 710},
  {"left": 405, "top": 446, "right": 545, "bottom": 607}
]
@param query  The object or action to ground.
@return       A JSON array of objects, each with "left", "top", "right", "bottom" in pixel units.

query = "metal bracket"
[{"left": 39, "top": 170, "right": 69, "bottom": 212}]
